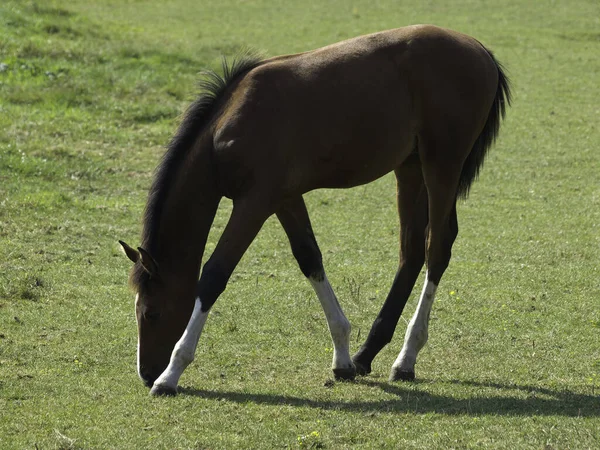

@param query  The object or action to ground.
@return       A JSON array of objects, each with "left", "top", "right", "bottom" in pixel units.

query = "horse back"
[{"left": 211, "top": 25, "right": 500, "bottom": 198}]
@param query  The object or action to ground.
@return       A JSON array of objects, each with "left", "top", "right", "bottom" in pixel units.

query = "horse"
[{"left": 120, "top": 24, "right": 511, "bottom": 396}]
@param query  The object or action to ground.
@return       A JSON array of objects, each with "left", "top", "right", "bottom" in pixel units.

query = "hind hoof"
[
  {"left": 150, "top": 384, "right": 178, "bottom": 396},
  {"left": 389, "top": 368, "right": 415, "bottom": 382},
  {"left": 333, "top": 367, "right": 356, "bottom": 381}
]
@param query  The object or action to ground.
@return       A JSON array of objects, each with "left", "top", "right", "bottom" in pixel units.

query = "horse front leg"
[
  {"left": 277, "top": 197, "right": 355, "bottom": 380},
  {"left": 150, "top": 194, "right": 273, "bottom": 396},
  {"left": 150, "top": 297, "right": 208, "bottom": 395}
]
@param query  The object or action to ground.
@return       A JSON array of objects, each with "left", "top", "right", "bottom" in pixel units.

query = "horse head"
[{"left": 119, "top": 240, "right": 194, "bottom": 388}]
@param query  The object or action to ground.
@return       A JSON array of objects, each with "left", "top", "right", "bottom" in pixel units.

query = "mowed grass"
[{"left": 1, "top": 0, "right": 599, "bottom": 448}]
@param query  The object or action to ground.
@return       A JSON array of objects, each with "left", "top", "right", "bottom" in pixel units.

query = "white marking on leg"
[
  {"left": 392, "top": 276, "right": 438, "bottom": 374},
  {"left": 309, "top": 275, "right": 354, "bottom": 371},
  {"left": 153, "top": 297, "right": 208, "bottom": 392}
]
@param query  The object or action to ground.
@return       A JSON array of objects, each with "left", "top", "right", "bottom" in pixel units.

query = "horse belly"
[
  {"left": 299, "top": 130, "right": 413, "bottom": 190},
  {"left": 293, "top": 94, "right": 416, "bottom": 190}
]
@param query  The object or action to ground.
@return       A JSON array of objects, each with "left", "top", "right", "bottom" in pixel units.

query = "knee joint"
[
  {"left": 197, "top": 260, "right": 230, "bottom": 311},
  {"left": 291, "top": 238, "right": 323, "bottom": 279}
]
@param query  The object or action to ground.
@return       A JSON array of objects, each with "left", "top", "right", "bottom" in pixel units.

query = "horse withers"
[{"left": 120, "top": 24, "right": 511, "bottom": 396}]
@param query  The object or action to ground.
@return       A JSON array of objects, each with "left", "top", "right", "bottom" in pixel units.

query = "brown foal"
[{"left": 120, "top": 24, "right": 511, "bottom": 396}]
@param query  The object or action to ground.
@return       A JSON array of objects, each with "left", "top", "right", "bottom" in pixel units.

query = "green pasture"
[{"left": 1, "top": 0, "right": 598, "bottom": 448}]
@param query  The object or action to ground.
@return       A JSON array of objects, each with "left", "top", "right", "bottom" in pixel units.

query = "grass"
[{"left": 1, "top": 0, "right": 599, "bottom": 448}]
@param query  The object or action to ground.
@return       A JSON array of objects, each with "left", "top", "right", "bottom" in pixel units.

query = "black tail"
[{"left": 457, "top": 51, "right": 512, "bottom": 199}]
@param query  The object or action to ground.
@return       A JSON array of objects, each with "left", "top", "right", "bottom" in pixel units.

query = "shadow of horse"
[{"left": 179, "top": 378, "right": 598, "bottom": 417}]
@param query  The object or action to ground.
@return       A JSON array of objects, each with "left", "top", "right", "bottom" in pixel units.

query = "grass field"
[{"left": 1, "top": 0, "right": 599, "bottom": 448}]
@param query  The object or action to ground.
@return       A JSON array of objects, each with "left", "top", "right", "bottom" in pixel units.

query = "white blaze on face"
[{"left": 135, "top": 293, "right": 142, "bottom": 381}]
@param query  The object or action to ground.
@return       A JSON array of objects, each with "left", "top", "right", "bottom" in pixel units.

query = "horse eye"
[{"left": 143, "top": 310, "right": 161, "bottom": 321}]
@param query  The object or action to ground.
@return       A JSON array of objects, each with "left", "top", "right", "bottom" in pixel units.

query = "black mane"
[{"left": 130, "top": 52, "right": 263, "bottom": 290}]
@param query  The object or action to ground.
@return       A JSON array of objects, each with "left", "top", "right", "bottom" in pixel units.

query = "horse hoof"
[
  {"left": 353, "top": 359, "right": 372, "bottom": 376},
  {"left": 333, "top": 367, "right": 356, "bottom": 381},
  {"left": 150, "top": 384, "right": 178, "bottom": 396},
  {"left": 389, "top": 368, "right": 415, "bottom": 382}
]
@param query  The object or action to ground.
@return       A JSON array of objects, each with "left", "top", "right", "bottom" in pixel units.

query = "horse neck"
[{"left": 147, "top": 137, "right": 221, "bottom": 285}]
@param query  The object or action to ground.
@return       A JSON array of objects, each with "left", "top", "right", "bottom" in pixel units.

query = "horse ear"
[
  {"left": 137, "top": 247, "right": 159, "bottom": 277},
  {"left": 119, "top": 240, "right": 139, "bottom": 263}
]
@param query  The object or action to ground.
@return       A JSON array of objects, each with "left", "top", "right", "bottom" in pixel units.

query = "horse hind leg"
[
  {"left": 277, "top": 197, "right": 355, "bottom": 380},
  {"left": 389, "top": 154, "right": 461, "bottom": 382},
  {"left": 352, "top": 153, "right": 428, "bottom": 375}
]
